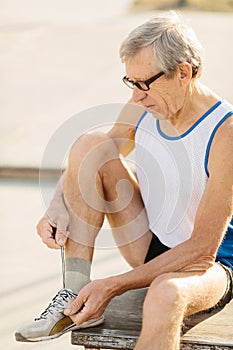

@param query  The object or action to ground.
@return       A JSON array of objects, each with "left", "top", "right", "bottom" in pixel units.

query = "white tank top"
[{"left": 135, "top": 100, "right": 233, "bottom": 248}]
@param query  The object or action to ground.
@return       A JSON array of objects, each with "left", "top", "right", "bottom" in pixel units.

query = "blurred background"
[{"left": 1, "top": 0, "right": 233, "bottom": 349}]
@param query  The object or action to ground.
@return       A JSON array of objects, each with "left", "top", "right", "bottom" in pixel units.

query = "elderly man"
[{"left": 15, "top": 11, "right": 233, "bottom": 350}]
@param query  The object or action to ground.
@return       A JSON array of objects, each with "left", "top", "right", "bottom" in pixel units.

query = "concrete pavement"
[{"left": 1, "top": 2, "right": 233, "bottom": 167}]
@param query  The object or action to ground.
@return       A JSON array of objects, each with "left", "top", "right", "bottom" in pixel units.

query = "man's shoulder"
[
  {"left": 214, "top": 108, "right": 233, "bottom": 138},
  {"left": 208, "top": 109, "right": 233, "bottom": 178}
]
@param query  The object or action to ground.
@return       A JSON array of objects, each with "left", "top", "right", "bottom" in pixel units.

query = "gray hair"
[{"left": 120, "top": 11, "right": 202, "bottom": 78}]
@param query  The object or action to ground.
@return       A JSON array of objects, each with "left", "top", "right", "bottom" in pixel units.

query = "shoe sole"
[{"left": 15, "top": 315, "right": 105, "bottom": 342}]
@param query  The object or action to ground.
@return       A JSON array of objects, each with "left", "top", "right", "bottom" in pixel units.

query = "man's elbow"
[
  {"left": 197, "top": 253, "right": 216, "bottom": 271},
  {"left": 184, "top": 238, "right": 217, "bottom": 273}
]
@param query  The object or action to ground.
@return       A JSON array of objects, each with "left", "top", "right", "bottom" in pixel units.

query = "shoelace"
[
  {"left": 52, "top": 227, "right": 65, "bottom": 288},
  {"left": 35, "top": 289, "right": 77, "bottom": 321},
  {"left": 61, "top": 246, "right": 65, "bottom": 289}
]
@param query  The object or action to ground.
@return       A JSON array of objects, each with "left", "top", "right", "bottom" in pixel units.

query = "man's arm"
[
  {"left": 110, "top": 115, "right": 233, "bottom": 292},
  {"left": 37, "top": 172, "right": 70, "bottom": 248},
  {"left": 107, "top": 100, "right": 145, "bottom": 156},
  {"left": 65, "top": 116, "right": 233, "bottom": 324}
]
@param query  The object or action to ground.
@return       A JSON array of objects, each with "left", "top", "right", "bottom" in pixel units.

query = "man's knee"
[
  {"left": 144, "top": 274, "right": 186, "bottom": 314},
  {"left": 69, "top": 132, "right": 118, "bottom": 168}
]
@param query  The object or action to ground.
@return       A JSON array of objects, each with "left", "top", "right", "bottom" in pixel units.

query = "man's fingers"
[
  {"left": 36, "top": 217, "right": 52, "bottom": 236},
  {"left": 37, "top": 219, "right": 60, "bottom": 249},
  {"left": 37, "top": 215, "right": 69, "bottom": 248},
  {"left": 53, "top": 214, "right": 70, "bottom": 246},
  {"left": 41, "top": 229, "right": 61, "bottom": 249},
  {"left": 69, "top": 306, "right": 90, "bottom": 326},
  {"left": 43, "top": 236, "right": 61, "bottom": 249},
  {"left": 55, "top": 230, "right": 69, "bottom": 246},
  {"left": 64, "top": 296, "right": 84, "bottom": 316}
]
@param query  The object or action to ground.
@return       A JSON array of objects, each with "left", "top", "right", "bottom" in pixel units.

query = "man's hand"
[
  {"left": 64, "top": 279, "right": 117, "bottom": 325},
  {"left": 36, "top": 213, "right": 69, "bottom": 249},
  {"left": 37, "top": 173, "right": 70, "bottom": 249}
]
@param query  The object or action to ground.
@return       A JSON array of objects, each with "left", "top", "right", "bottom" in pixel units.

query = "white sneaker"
[{"left": 15, "top": 288, "right": 104, "bottom": 342}]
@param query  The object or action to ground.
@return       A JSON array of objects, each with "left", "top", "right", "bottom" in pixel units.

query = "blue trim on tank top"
[
  {"left": 135, "top": 111, "right": 148, "bottom": 132},
  {"left": 204, "top": 111, "right": 233, "bottom": 177},
  {"left": 156, "top": 100, "right": 223, "bottom": 140}
]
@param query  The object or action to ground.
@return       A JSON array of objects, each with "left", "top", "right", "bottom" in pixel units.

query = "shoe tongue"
[
  {"left": 55, "top": 289, "right": 77, "bottom": 307},
  {"left": 61, "top": 288, "right": 77, "bottom": 298},
  {"left": 35, "top": 289, "right": 77, "bottom": 321}
]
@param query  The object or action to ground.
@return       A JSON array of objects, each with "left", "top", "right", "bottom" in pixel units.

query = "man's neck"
[{"left": 161, "top": 82, "right": 220, "bottom": 136}]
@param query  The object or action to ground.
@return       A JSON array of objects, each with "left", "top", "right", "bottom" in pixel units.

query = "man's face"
[{"left": 125, "top": 46, "right": 186, "bottom": 120}]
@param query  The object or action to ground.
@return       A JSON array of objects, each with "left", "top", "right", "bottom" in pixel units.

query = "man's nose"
[{"left": 132, "top": 86, "right": 147, "bottom": 103}]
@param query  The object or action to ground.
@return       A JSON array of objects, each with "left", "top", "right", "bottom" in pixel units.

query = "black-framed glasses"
[{"left": 122, "top": 71, "right": 164, "bottom": 91}]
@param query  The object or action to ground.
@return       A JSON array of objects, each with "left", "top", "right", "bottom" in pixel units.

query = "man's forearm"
[
  {"left": 49, "top": 172, "right": 66, "bottom": 206},
  {"left": 109, "top": 237, "right": 214, "bottom": 296},
  {"left": 45, "top": 171, "right": 69, "bottom": 228}
]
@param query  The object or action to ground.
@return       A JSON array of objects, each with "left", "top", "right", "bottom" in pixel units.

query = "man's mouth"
[{"left": 144, "top": 105, "right": 155, "bottom": 111}]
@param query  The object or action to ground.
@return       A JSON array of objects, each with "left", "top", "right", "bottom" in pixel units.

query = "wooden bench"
[{"left": 71, "top": 288, "right": 233, "bottom": 349}]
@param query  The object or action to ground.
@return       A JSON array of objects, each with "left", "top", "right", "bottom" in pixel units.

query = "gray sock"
[{"left": 65, "top": 257, "right": 91, "bottom": 294}]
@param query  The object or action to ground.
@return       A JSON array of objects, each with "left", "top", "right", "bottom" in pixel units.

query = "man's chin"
[{"left": 149, "top": 111, "right": 166, "bottom": 120}]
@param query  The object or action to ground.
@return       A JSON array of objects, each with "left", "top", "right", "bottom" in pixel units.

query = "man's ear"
[{"left": 178, "top": 62, "right": 192, "bottom": 86}]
